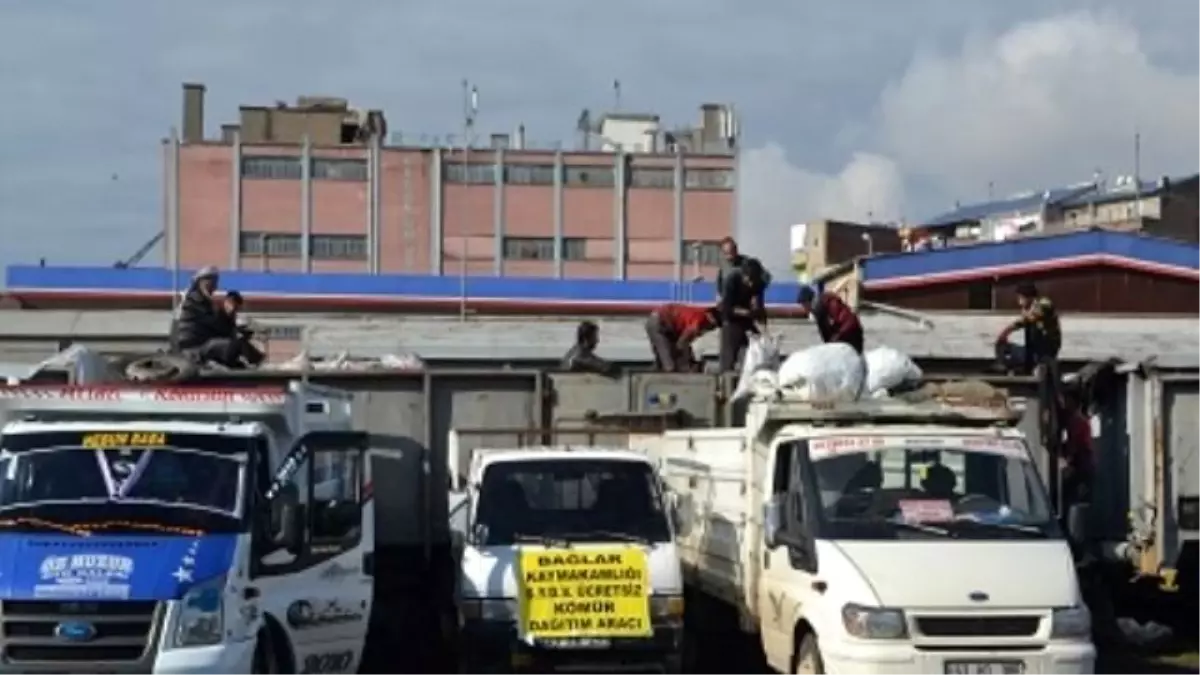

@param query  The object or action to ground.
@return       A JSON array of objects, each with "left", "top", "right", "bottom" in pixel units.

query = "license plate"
[
  {"left": 539, "top": 637, "right": 612, "bottom": 649},
  {"left": 945, "top": 662, "right": 1024, "bottom": 675}
]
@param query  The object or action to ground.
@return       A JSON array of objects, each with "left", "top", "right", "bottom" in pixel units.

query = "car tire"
[
  {"left": 794, "top": 632, "right": 824, "bottom": 674},
  {"left": 251, "top": 629, "right": 281, "bottom": 674}
]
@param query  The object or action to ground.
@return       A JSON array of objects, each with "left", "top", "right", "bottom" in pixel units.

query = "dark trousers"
[
  {"left": 718, "top": 318, "right": 754, "bottom": 373},
  {"left": 184, "top": 336, "right": 265, "bottom": 369}
]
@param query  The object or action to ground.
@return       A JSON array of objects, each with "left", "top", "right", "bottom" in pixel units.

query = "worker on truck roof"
[
  {"left": 795, "top": 285, "right": 865, "bottom": 354},
  {"left": 995, "top": 282, "right": 1061, "bottom": 374},
  {"left": 645, "top": 303, "right": 719, "bottom": 372},
  {"left": 171, "top": 267, "right": 261, "bottom": 370},
  {"left": 562, "top": 320, "right": 616, "bottom": 375},
  {"left": 717, "top": 254, "right": 770, "bottom": 372}
]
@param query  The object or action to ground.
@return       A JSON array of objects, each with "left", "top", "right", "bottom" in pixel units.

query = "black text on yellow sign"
[
  {"left": 81, "top": 432, "right": 168, "bottom": 449},
  {"left": 519, "top": 548, "right": 652, "bottom": 639}
]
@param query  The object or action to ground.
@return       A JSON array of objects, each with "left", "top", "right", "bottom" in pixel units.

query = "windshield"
[
  {"left": 0, "top": 431, "right": 248, "bottom": 533},
  {"left": 807, "top": 436, "right": 1058, "bottom": 540},
  {"left": 475, "top": 458, "right": 671, "bottom": 546}
]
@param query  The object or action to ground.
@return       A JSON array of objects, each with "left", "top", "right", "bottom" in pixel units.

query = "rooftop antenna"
[
  {"left": 1133, "top": 129, "right": 1142, "bottom": 218},
  {"left": 613, "top": 79, "right": 621, "bottom": 111},
  {"left": 459, "top": 79, "right": 479, "bottom": 322},
  {"left": 988, "top": 181, "right": 994, "bottom": 201}
]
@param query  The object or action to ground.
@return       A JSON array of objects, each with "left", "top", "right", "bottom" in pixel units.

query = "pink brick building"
[{"left": 167, "top": 84, "right": 740, "bottom": 281}]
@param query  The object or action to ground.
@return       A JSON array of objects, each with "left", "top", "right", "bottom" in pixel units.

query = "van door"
[
  {"left": 758, "top": 439, "right": 814, "bottom": 672},
  {"left": 251, "top": 432, "right": 372, "bottom": 675}
]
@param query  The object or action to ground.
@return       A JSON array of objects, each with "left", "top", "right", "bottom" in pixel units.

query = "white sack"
[
  {"left": 731, "top": 334, "right": 782, "bottom": 402},
  {"left": 865, "top": 346, "right": 923, "bottom": 395},
  {"left": 777, "top": 342, "right": 867, "bottom": 402}
]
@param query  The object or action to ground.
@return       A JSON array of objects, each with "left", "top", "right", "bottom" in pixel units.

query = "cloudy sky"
[{"left": 0, "top": 0, "right": 1196, "bottom": 276}]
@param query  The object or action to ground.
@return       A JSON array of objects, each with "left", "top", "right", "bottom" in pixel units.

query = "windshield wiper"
[
  {"left": 570, "top": 529, "right": 654, "bottom": 544},
  {"left": 950, "top": 518, "right": 1045, "bottom": 536},
  {"left": 888, "top": 520, "right": 952, "bottom": 537},
  {"left": 512, "top": 533, "right": 573, "bottom": 548}
]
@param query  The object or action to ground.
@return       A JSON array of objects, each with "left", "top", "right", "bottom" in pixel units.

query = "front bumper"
[
  {"left": 822, "top": 639, "right": 1095, "bottom": 675},
  {"left": 461, "top": 618, "right": 684, "bottom": 673}
]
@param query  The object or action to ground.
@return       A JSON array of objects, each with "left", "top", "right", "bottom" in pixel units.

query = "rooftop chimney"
[{"left": 182, "top": 83, "right": 206, "bottom": 143}]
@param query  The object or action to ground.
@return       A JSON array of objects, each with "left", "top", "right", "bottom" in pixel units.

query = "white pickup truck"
[
  {"left": 449, "top": 441, "right": 686, "bottom": 673},
  {"left": 630, "top": 392, "right": 1096, "bottom": 675},
  {"left": 0, "top": 382, "right": 441, "bottom": 675}
]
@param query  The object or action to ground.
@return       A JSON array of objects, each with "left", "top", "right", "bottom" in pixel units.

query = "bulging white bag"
[
  {"left": 777, "top": 342, "right": 867, "bottom": 402},
  {"left": 865, "top": 346, "right": 923, "bottom": 395},
  {"left": 731, "top": 334, "right": 782, "bottom": 402}
]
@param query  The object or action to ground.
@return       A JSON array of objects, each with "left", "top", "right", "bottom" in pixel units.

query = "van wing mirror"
[
  {"left": 270, "top": 492, "right": 303, "bottom": 554},
  {"left": 763, "top": 496, "right": 783, "bottom": 549},
  {"left": 1066, "top": 503, "right": 1090, "bottom": 544}
]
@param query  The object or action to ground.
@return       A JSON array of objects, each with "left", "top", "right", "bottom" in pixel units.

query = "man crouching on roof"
[{"left": 171, "top": 266, "right": 263, "bottom": 369}]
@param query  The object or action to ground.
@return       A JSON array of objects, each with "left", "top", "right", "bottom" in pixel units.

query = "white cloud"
[{"left": 736, "top": 10, "right": 1198, "bottom": 277}]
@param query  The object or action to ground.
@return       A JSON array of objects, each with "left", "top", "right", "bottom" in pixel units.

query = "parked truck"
[
  {"left": 450, "top": 440, "right": 686, "bottom": 673},
  {"left": 630, "top": 390, "right": 1097, "bottom": 674},
  {"left": 0, "top": 382, "right": 445, "bottom": 674}
]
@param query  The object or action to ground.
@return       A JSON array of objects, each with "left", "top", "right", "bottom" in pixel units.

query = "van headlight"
[
  {"left": 170, "top": 576, "right": 225, "bottom": 648},
  {"left": 1051, "top": 606, "right": 1091, "bottom": 639},
  {"left": 460, "top": 598, "right": 518, "bottom": 621},
  {"left": 650, "top": 595, "right": 685, "bottom": 620},
  {"left": 841, "top": 603, "right": 908, "bottom": 639}
]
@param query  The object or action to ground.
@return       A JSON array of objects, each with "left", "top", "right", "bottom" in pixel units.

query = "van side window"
[{"left": 772, "top": 441, "right": 805, "bottom": 529}]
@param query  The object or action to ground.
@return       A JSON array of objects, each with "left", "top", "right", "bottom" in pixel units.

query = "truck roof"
[
  {"left": 477, "top": 447, "right": 652, "bottom": 468},
  {"left": 2, "top": 419, "right": 266, "bottom": 438},
  {"left": 0, "top": 382, "right": 353, "bottom": 428},
  {"left": 751, "top": 393, "right": 1022, "bottom": 428}
]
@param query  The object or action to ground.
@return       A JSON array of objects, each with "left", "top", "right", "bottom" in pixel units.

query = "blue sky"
[{"left": 0, "top": 0, "right": 1196, "bottom": 276}]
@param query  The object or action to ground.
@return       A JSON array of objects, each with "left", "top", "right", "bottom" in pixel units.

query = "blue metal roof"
[
  {"left": 1056, "top": 174, "right": 1197, "bottom": 209},
  {"left": 4, "top": 266, "right": 805, "bottom": 306},
  {"left": 923, "top": 185, "right": 1097, "bottom": 227},
  {"left": 862, "top": 229, "right": 1199, "bottom": 284}
]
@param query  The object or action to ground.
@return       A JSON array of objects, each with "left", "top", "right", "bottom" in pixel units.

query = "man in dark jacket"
[
  {"left": 715, "top": 237, "right": 772, "bottom": 323},
  {"left": 996, "top": 282, "right": 1061, "bottom": 373},
  {"left": 562, "top": 321, "right": 616, "bottom": 375},
  {"left": 172, "top": 267, "right": 254, "bottom": 369},
  {"left": 216, "top": 291, "right": 265, "bottom": 367},
  {"left": 717, "top": 257, "right": 769, "bottom": 372},
  {"left": 796, "top": 286, "right": 864, "bottom": 353}
]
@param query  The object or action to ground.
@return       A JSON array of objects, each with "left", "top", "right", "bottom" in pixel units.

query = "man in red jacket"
[
  {"left": 646, "top": 304, "right": 720, "bottom": 372},
  {"left": 796, "top": 286, "right": 864, "bottom": 353}
]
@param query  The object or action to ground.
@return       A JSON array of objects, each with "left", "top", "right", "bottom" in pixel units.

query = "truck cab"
[
  {"left": 638, "top": 394, "right": 1097, "bottom": 675},
  {"left": 0, "top": 382, "right": 426, "bottom": 674},
  {"left": 453, "top": 445, "right": 685, "bottom": 673}
]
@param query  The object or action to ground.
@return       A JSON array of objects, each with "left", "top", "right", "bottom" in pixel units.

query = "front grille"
[
  {"left": 0, "top": 600, "right": 158, "bottom": 664},
  {"left": 916, "top": 616, "right": 1041, "bottom": 637}
]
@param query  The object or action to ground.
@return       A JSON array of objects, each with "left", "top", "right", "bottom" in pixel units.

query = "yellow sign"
[
  {"left": 519, "top": 547, "right": 652, "bottom": 639},
  {"left": 81, "top": 432, "right": 167, "bottom": 449}
]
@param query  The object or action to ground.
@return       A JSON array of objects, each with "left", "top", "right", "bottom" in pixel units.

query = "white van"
[
  {"left": 632, "top": 394, "right": 1096, "bottom": 674},
  {"left": 453, "top": 446, "right": 686, "bottom": 673}
]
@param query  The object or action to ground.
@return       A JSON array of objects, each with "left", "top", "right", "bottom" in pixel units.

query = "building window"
[
  {"left": 630, "top": 168, "right": 675, "bottom": 189},
  {"left": 505, "top": 165, "right": 558, "bottom": 185},
  {"left": 238, "top": 232, "right": 367, "bottom": 260},
  {"left": 312, "top": 158, "right": 367, "bottom": 181},
  {"left": 561, "top": 237, "right": 587, "bottom": 260},
  {"left": 685, "top": 168, "right": 735, "bottom": 190},
  {"left": 501, "top": 237, "right": 588, "bottom": 260},
  {"left": 239, "top": 232, "right": 302, "bottom": 257},
  {"left": 242, "top": 156, "right": 302, "bottom": 180},
  {"left": 565, "top": 166, "right": 614, "bottom": 187},
  {"left": 503, "top": 237, "right": 555, "bottom": 260},
  {"left": 682, "top": 240, "right": 723, "bottom": 266},
  {"left": 444, "top": 163, "right": 498, "bottom": 184},
  {"left": 261, "top": 325, "right": 303, "bottom": 341},
  {"left": 311, "top": 234, "right": 368, "bottom": 260}
]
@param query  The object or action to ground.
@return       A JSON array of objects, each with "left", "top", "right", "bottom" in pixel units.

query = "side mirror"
[
  {"left": 763, "top": 496, "right": 783, "bottom": 549},
  {"left": 470, "top": 522, "right": 490, "bottom": 547},
  {"left": 668, "top": 492, "right": 690, "bottom": 536},
  {"left": 1066, "top": 503, "right": 1090, "bottom": 544},
  {"left": 271, "top": 493, "right": 303, "bottom": 554}
]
